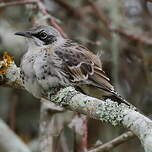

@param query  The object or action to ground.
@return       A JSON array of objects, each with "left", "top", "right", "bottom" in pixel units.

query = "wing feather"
[
  {"left": 54, "top": 40, "right": 133, "bottom": 106},
  {"left": 55, "top": 40, "right": 113, "bottom": 92}
]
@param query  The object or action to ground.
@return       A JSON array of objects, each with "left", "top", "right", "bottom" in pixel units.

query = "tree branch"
[
  {"left": 0, "top": 119, "right": 31, "bottom": 152},
  {"left": 0, "top": 0, "right": 37, "bottom": 8},
  {"left": 1, "top": 54, "right": 151, "bottom": 152},
  {"left": 145, "top": 0, "right": 152, "bottom": 2},
  {"left": 36, "top": 0, "right": 68, "bottom": 39},
  {"left": 54, "top": 0, "right": 152, "bottom": 46},
  {"left": 0, "top": 52, "right": 23, "bottom": 89},
  {"left": 85, "top": 0, "right": 110, "bottom": 27},
  {"left": 0, "top": 0, "right": 68, "bottom": 39},
  {"left": 86, "top": 0, "right": 152, "bottom": 46},
  {"left": 89, "top": 131, "right": 134, "bottom": 152},
  {"left": 54, "top": 0, "right": 111, "bottom": 39},
  {"left": 49, "top": 87, "right": 152, "bottom": 152}
]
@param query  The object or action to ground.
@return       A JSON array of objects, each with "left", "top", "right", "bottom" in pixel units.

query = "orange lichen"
[{"left": 0, "top": 52, "right": 13, "bottom": 75}]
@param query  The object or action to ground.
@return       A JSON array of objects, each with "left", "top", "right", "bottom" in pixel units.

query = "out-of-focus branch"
[
  {"left": 36, "top": 0, "right": 68, "bottom": 39},
  {"left": 69, "top": 114, "right": 88, "bottom": 152},
  {"left": 1, "top": 0, "right": 152, "bottom": 44},
  {"left": 0, "top": 0, "right": 68, "bottom": 38},
  {"left": 54, "top": 0, "right": 152, "bottom": 46},
  {"left": 86, "top": 0, "right": 152, "bottom": 46},
  {"left": 0, "top": 0, "right": 110, "bottom": 39},
  {"left": 145, "top": 0, "right": 152, "bottom": 2},
  {"left": 110, "top": 26, "right": 152, "bottom": 46},
  {"left": 85, "top": 0, "right": 110, "bottom": 27},
  {"left": 39, "top": 99, "right": 65, "bottom": 152},
  {"left": 0, "top": 0, "right": 36, "bottom": 8},
  {"left": 89, "top": 131, "right": 135, "bottom": 152},
  {"left": 54, "top": 0, "right": 111, "bottom": 39},
  {"left": 54, "top": 0, "right": 82, "bottom": 18},
  {"left": 0, "top": 119, "right": 31, "bottom": 152}
]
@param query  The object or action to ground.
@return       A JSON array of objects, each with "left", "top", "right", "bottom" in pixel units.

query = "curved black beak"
[{"left": 14, "top": 31, "right": 32, "bottom": 38}]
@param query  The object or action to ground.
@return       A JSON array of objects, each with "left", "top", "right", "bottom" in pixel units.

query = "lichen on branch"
[
  {"left": 49, "top": 87, "right": 152, "bottom": 152},
  {"left": 0, "top": 52, "right": 13, "bottom": 75},
  {"left": 50, "top": 87, "right": 133, "bottom": 126},
  {"left": 0, "top": 52, "right": 23, "bottom": 88}
]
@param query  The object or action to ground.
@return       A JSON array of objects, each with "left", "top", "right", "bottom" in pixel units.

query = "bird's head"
[{"left": 15, "top": 25, "right": 63, "bottom": 47}]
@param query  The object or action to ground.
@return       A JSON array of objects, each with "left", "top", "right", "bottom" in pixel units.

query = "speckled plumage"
[{"left": 16, "top": 25, "right": 131, "bottom": 106}]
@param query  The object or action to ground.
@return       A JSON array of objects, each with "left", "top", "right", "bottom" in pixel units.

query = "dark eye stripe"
[
  {"left": 39, "top": 31, "right": 47, "bottom": 40},
  {"left": 44, "top": 35, "right": 57, "bottom": 45},
  {"left": 32, "top": 30, "right": 57, "bottom": 45}
]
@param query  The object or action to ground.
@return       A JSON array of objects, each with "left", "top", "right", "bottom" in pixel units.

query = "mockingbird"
[{"left": 15, "top": 25, "right": 131, "bottom": 106}]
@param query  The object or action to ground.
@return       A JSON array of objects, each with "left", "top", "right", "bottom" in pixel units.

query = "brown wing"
[
  {"left": 55, "top": 40, "right": 114, "bottom": 93},
  {"left": 55, "top": 40, "right": 133, "bottom": 106}
]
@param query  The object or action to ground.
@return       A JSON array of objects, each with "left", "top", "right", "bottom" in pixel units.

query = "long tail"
[{"left": 110, "top": 90, "right": 132, "bottom": 107}]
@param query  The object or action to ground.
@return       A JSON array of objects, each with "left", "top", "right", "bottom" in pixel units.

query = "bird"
[{"left": 15, "top": 25, "right": 132, "bottom": 106}]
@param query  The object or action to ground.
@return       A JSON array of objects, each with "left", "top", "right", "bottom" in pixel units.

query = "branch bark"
[
  {"left": 0, "top": 0, "right": 37, "bottom": 8},
  {"left": 89, "top": 131, "right": 135, "bottom": 152},
  {"left": 0, "top": 119, "right": 31, "bottom": 152},
  {"left": 50, "top": 87, "right": 152, "bottom": 152},
  {"left": 0, "top": 54, "right": 152, "bottom": 152},
  {"left": 39, "top": 100, "right": 65, "bottom": 152}
]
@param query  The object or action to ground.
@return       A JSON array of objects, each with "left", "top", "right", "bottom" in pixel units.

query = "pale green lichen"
[
  {"left": 51, "top": 87, "right": 135, "bottom": 126},
  {"left": 4, "top": 62, "right": 23, "bottom": 88},
  {"left": 96, "top": 99, "right": 131, "bottom": 126},
  {"left": 5, "top": 62, "right": 21, "bottom": 82},
  {"left": 122, "top": 110, "right": 152, "bottom": 152},
  {"left": 51, "top": 86, "right": 78, "bottom": 106}
]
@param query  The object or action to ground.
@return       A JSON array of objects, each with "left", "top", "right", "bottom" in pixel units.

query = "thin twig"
[
  {"left": 110, "top": 26, "right": 152, "bottom": 46},
  {"left": 36, "top": 0, "right": 68, "bottom": 38},
  {"left": 55, "top": 0, "right": 152, "bottom": 45},
  {"left": 9, "top": 91, "right": 19, "bottom": 130},
  {"left": 68, "top": 114, "right": 88, "bottom": 152},
  {"left": 54, "top": 0, "right": 111, "bottom": 39},
  {"left": 85, "top": 0, "right": 110, "bottom": 27},
  {"left": 81, "top": 116, "right": 88, "bottom": 151},
  {"left": 85, "top": 0, "right": 152, "bottom": 46},
  {"left": 145, "top": 0, "right": 152, "bottom": 2},
  {"left": 84, "top": 0, "right": 111, "bottom": 39},
  {"left": 54, "top": 0, "right": 82, "bottom": 18},
  {"left": 88, "top": 131, "right": 135, "bottom": 152},
  {"left": 1, "top": 0, "right": 152, "bottom": 44},
  {"left": 0, "top": 0, "right": 37, "bottom": 8},
  {"left": 0, "top": 119, "right": 31, "bottom": 152},
  {"left": 0, "top": 0, "right": 68, "bottom": 38}
]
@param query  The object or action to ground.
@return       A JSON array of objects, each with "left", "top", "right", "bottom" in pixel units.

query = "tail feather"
[{"left": 111, "top": 90, "right": 132, "bottom": 107}]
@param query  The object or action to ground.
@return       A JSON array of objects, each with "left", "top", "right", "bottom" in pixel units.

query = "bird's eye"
[{"left": 39, "top": 31, "right": 47, "bottom": 39}]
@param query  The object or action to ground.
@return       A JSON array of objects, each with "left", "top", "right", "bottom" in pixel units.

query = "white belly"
[{"left": 21, "top": 51, "right": 44, "bottom": 98}]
